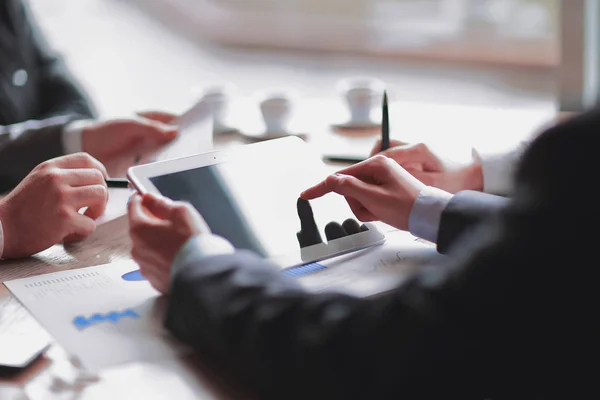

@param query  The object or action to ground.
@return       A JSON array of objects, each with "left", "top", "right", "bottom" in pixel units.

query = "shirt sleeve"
[
  {"left": 61, "top": 119, "right": 93, "bottom": 154},
  {"left": 171, "top": 234, "right": 235, "bottom": 280},
  {"left": 408, "top": 186, "right": 453, "bottom": 244},
  {"left": 471, "top": 142, "right": 528, "bottom": 196}
]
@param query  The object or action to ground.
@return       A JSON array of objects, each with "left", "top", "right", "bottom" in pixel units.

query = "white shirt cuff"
[
  {"left": 171, "top": 234, "right": 235, "bottom": 279},
  {"left": 471, "top": 145, "right": 526, "bottom": 196},
  {"left": 0, "top": 219, "right": 4, "bottom": 259},
  {"left": 408, "top": 186, "right": 453, "bottom": 244},
  {"left": 62, "top": 119, "right": 93, "bottom": 154}
]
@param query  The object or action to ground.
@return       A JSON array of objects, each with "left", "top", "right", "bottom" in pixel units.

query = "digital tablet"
[{"left": 128, "top": 136, "right": 386, "bottom": 269}]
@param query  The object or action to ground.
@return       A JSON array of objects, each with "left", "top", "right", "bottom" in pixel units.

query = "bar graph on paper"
[{"left": 4, "top": 260, "right": 188, "bottom": 371}]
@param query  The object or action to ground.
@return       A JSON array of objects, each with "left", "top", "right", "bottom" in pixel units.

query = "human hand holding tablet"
[{"left": 128, "top": 135, "right": 386, "bottom": 269}]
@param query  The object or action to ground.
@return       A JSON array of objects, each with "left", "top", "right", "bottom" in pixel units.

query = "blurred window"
[{"left": 190, "top": 0, "right": 559, "bottom": 67}]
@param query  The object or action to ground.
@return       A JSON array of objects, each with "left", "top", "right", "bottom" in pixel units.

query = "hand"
[
  {"left": 82, "top": 111, "right": 179, "bottom": 177},
  {"left": 369, "top": 140, "right": 483, "bottom": 194},
  {"left": 128, "top": 193, "right": 209, "bottom": 293},
  {"left": 0, "top": 153, "right": 109, "bottom": 258},
  {"left": 301, "top": 155, "right": 425, "bottom": 231}
]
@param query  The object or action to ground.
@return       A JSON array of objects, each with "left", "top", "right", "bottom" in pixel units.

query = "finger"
[
  {"left": 346, "top": 197, "right": 377, "bottom": 222},
  {"left": 300, "top": 178, "right": 334, "bottom": 200},
  {"left": 46, "top": 153, "right": 109, "bottom": 179},
  {"left": 302, "top": 173, "right": 371, "bottom": 201},
  {"left": 132, "top": 250, "right": 165, "bottom": 277},
  {"left": 169, "top": 202, "right": 210, "bottom": 233},
  {"left": 148, "top": 275, "right": 170, "bottom": 294},
  {"left": 342, "top": 218, "right": 361, "bottom": 235},
  {"left": 332, "top": 155, "right": 398, "bottom": 183},
  {"left": 302, "top": 157, "right": 390, "bottom": 200},
  {"left": 142, "top": 193, "right": 174, "bottom": 220},
  {"left": 136, "top": 111, "right": 180, "bottom": 125},
  {"left": 128, "top": 194, "right": 157, "bottom": 227},
  {"left": 137, "top": 121, "right": 179, "bottom": 145},
  {"left": 63, "top": 213, "right": 96, "bottom": 244},
  {"left": 323, "top": 174, "right": 376, "bottom": 204},
  {"left": 404, "top": 163, "right": 423, "bottom": 171},
  {"left": 131, "top": 257, "right": 166, "bottom": 293},
  {"left": 61, "top": 168, "right": 107, "bottom": 188},
  {"left": 370, "top": 139, "right": 408, "bottom": 156},
  {"left": 133, "top": 253, "right": 170, "bottom": 294},
  {"left": 382, "top": 143, "right": 443, "bottom": 171},
  {"left": 70, "top": 185, "right": 109, "bottom": 220}
]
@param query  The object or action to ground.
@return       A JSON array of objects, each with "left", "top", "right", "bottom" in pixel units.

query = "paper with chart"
[
  {"left": 297, "top": 229, "right": 441, "bottom": 298},
  {"left": 4, "top": 260, "right": 188, "bottom": 371},
  {"left": 4, "top": 230, "right": 438, "bottom": 371}
]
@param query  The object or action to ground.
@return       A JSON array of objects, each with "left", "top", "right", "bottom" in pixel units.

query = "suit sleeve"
[
  {"left": 0, "top": 117, "right": 67, "bottom": 193},
  {"left": 22, "top": 0, "right": 96, "bottom": 119},
  {"left": 163, "top": 110, "right": 595, "bottom": 398},
  {"left": 436, "top": 190, "right": 509, "bottom": 254}
]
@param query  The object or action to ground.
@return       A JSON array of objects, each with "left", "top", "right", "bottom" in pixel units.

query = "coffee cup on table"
[
  {"left": 257, "top": 89, "right": 296, "bottom": 136},
  {"left": 336, "top": 76, "right": 385, "bottom": 126},
  {"left": 194, "top": 83, "right": 238, "bottom": 133}
]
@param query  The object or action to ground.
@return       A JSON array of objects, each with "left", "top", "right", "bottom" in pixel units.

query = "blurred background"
[{"left": 28, "top": 0, "right": 579, "bottom": 158}]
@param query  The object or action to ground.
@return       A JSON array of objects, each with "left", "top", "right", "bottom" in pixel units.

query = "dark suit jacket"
[
  {"left": 0, "top": 0, "right": 95, "bottom": 192},
  {"left": 437, "top": 190, "right": 509, "bottom": 254},
  {"left": 164, "top": 109, "right": 598, "bottom": 398}
]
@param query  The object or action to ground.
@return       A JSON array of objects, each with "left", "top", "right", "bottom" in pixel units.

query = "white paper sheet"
[
  {"left": 4, "top": 260, "right": 187, "bottom": 371},
  {"left": 95, "top": 187, "right": 134, "bottom": 225},
  {"left": 297, "top": 230, "right": 441, "bottom": 297}
]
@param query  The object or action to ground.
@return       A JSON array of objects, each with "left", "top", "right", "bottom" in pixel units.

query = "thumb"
[
  {"left": 370, "top": 139, "right": 408, "bottom": 156},
  {"left": 136, "top": 111, "right": 180, "bottom": 125},
  {"left": 138, "top": 118, "right": 179, "bottom": 144},
  {"left": 142, "top": 193, "right": 174, "bottom": 220}
]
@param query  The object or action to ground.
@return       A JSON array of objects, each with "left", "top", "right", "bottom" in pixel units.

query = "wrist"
[
  {"left": 171, "top": 234, "right": 234, "bottom": 281},
  {"left": 461, "top": 158, "right": 484, "bottom": 192},
  {"left": 62, "top": 119, "right": 93, "bottom": 154}
]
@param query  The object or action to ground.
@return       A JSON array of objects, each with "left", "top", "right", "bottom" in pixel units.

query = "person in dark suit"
[
  {"left": 127, "top": 107, "right": 598, "bottom": 398},
  {"left": 0, "top": 0, "right": 179, "bottom": 193}
]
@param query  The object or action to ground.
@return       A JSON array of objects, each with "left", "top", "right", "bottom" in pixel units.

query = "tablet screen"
[{"left": 148, "top": 143, "right": 384, "bottom": 266}]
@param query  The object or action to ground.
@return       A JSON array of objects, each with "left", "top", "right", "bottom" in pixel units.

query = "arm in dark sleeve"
[
  {"left": 22, "top": 0, "right": 96, "bottom": 119},
  {"left": 166, "top": 199, "right": 574, "bottom": 399},
  {"left": 0, "top": 117, "right": 67, "bottom": 193},
  {"left": 436, "top": 190, "right": 509, "bottom": 254},
  {"left": 164, "top": 110, "right": 597, "bottom": 398}
]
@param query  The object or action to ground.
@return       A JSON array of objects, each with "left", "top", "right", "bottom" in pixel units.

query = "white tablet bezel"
[{"left": 128, "top": 137, "right": 386, "bottom": 269}]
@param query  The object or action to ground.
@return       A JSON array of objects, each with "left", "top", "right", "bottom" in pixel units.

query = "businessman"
[
  {"left": 128, "top": 107, "right": 598, "bottom": 398},
  {"left": 0, "top": 153, "right": 109, "bottom": 259},
  {"left": 1, "top": 0, "right": 179, "bottom": 193}
]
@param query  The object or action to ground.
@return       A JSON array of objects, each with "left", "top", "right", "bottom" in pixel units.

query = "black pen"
[
  {"left": 322, "top": 155, "right": 365, "bottom": 164},
  {"left": 380, "top": 90, "right": 390, "bottom": 151},
  {"left": 105, "top": 178, "right": 130, "bottom": 189}
]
